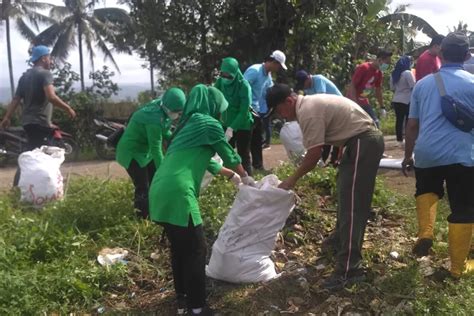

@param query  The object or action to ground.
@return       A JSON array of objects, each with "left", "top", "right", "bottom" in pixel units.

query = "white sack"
[
  {"left": 206, "top": 175, "right": 295, "bottom": 283},
  {"left": 201, "top": 155, "right": 223, "bottom": 192},
  {"left": 18, "top": 146, "right": 65, "bottom": 208},
  {"left": 280, "top": 121, "right": 306, "bottom": 164}
]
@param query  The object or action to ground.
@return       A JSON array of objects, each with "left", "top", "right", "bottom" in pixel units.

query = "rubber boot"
[
  {"left": 448, "top": 223, "right": 474, "bottom": 278},
  {"left": 413, "top": 193, "right": 438, "bottom": 257}
]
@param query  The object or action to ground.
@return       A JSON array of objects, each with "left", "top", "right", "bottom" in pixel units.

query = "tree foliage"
[{"left": 123, "top": 0, "right": 408, "bottom": 91}]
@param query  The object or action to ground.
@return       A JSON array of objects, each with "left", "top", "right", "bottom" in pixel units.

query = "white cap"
[{"left": 270, "top": 50, "right": 287, "bottom": 70}]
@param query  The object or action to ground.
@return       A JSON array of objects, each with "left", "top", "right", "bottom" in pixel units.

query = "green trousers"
[{"left": 334, "top": 129, "right": 384, "bottom": 277}]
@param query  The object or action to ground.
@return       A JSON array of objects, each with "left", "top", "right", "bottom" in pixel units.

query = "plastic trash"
[{"left": 97, "top": 247, "right": 129, "bottom": 266}]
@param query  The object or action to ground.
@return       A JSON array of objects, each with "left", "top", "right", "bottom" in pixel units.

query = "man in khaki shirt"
[{"left": 266, "top": 84, "right": 384, "bottom": 290}]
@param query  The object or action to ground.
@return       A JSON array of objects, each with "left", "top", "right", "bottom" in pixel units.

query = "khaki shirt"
[{"left": 295, "top": 94, "right": 376, "bottom": 148}]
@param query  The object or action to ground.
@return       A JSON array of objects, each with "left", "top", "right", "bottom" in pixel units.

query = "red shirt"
[
  {"left": 351, "top": 62, "right": 382, "bottom": 106},
  {"left": 415, "top": 50, "right": 441, "bottom": 81}
]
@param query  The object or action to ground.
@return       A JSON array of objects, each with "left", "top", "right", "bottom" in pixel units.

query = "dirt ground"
[{"left": 0, "top": 137, "right": 415, "bottom": 194}]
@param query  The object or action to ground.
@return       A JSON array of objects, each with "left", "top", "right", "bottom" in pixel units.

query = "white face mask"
[{"left": 167, "top": 111, "right": 180, "bottom": 120}]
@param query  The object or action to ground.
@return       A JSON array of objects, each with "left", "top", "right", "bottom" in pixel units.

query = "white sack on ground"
[
  {"left": 280, "top": 121, "right": 306, "bottom": 164},
  {"left": 18, "top": 146, "right": 65, "bottom": 208},
  {"left": 206, "top": 175, "right": 295, "bottom": 283},
  {"left": 201, "top": 155, "right": 223, "bottom": 192}
]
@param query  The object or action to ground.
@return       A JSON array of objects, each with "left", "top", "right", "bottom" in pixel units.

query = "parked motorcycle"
[
  {"left": 93, "top": 118, "right": 125, "bottom": 160},
  {"left": 0, "top": 125, "right": 79, "bottom": 167}
]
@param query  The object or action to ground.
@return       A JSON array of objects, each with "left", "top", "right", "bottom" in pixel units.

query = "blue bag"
[{"left": 434, "top": 72, "right": 474, "bottom": 133}]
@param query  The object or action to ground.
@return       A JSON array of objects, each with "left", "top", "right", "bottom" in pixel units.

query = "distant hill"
[{"left": 0, "top": 83, "right": 152, "bottom": 106}]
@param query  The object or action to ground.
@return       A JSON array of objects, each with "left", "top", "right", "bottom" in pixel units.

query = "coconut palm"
[
  {"left": 1, "top": 0, "right": 55, "bottom": 98},
  {"left": 34, "top": 0, "right": 131, "bottom": 91}
]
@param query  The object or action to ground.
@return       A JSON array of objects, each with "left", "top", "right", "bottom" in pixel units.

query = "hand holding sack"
[{"left": 225, "top": 127, "right": 234, "bottom": 141}]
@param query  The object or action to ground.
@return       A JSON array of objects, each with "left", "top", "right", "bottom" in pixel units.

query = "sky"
[{"left": 1, "top": 0, "right": 473, "bottom": 95}]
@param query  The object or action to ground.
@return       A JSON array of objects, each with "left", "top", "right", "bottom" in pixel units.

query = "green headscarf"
[
  {"left": 167, "top": 84, "right": 229, "bottom": 154},
  {"left": 133, "top": 87, "right": 186, "bottom": 125},
  {"left": 162, "top": 87, "right": 186, "bottom": 112},
  {"left": 215, "top": 57, "right": 245, "bottom": 101}
]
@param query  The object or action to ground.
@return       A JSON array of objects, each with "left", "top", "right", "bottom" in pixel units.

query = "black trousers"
[
  {"left": 415, "top": 164, "right": 474, "bottom": 223},
  {"left": 392, "top": 102, "right": 409, "bottom": 142},
  {"left": 229, "top": 129, "right": 252, "bottom": 175},
  {"left": 162, "top": 220, "right": 207, "bottom": 309},
  {"left": 126, "top": 159, "right": 156, "bottom": 219},
  {"left": 250, "top": 115, "right": 264, "bottom": 170},
  {"left": 260, "top": 113, "right": 271, "bottom": 146},
  {"left": 13, "top": 124, "right": 54, "bottom": 186}
]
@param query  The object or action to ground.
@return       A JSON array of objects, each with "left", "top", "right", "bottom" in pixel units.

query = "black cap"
[
  {"left": 442, "top": 32, "right": 469, "bottom": 51},
  {"left": 266, "top": 83, "right": 293, "bottom": 114},
  {"left": 295, "top": 70, "right": 309, "bottom": 91}
]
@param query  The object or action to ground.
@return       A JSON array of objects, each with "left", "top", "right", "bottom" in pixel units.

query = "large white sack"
[
  {"left": 18, "top": 146, "right": 65, "bottom": 208},
  {"left": 280, "top": 121, "right": 306, "bottom": 164},
  {"left": 206, "top": 175, "right": 295, "bottom": 283},
  {"left": 200, "top": 155, "right": 223, "bottom": 192}
]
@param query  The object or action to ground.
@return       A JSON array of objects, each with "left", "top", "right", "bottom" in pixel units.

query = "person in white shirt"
[{"left": 390, "top": 55, "right": 415, "bottom": 145}]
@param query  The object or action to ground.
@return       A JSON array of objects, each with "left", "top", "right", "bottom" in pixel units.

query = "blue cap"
[{"left": 30, "top": 45, "right": 51, "bottom": 63}]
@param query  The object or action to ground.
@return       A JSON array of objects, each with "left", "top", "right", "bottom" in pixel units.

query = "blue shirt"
[
  {"left": 304, "top": 75, "right": 342, "bottom": 96},
  {"left": 409, "top": 64, "right": 474, "bottom": 168},
  {"left": 243, "top": 63, "right": 273, "bottom": 113}
]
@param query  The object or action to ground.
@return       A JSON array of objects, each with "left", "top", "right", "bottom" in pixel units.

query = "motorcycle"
[
  {"left": 93, "top": 118, "right": 125, "bottom": 160},
  {"left": 0, "top": 125, "right": 79, "bottom": 167}
]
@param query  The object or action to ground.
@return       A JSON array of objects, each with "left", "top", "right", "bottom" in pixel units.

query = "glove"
[
  {"left": 241, "top": 175, "right": 256, "bottom": 187},
  {"left": 229, "top": 173, "right": 242, "bottom": 187},
  {"left": 380, "top": 108, "right": 387, "bottom": 119},
  {"left": 225, "top": 127, "right": 233, "bottom": 141}
]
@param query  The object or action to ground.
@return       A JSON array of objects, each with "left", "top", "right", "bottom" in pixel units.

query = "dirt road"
[{"left": 0, "top": 137, "right": 415, "bottom": 194}]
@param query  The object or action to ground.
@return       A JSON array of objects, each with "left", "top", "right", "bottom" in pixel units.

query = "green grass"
[{"left": 0, "top": 166, "right": 472, "bottom": 314}]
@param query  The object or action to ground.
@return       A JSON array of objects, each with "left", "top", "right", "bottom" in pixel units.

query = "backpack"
[{"left": 434, "top": 72, "right": 474, "bottom": 133}]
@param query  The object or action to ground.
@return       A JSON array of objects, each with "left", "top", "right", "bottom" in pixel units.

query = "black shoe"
[
  {"left": 412, "top": 238, "right": 433, "bottom": 257},
  {"left": 188, "top": 306, "right": 214, "bottom": 316},
  {"left": 321, "top": 271, "right": 366, "bottom": 291},
  {"left": 320, "top": 233, "right": 339, "bottom": 256},
  {"left": 262, "top": 143, "right": 271, "bottom": 150}
]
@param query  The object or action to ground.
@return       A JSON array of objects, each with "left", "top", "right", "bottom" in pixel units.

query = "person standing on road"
[
  {"left": 149, "top": 85, "right": 253, "bottom": 315},
  {"left": 116, "top": 87, "right": 186, "bottom": 219},
  {"left": 0, "top": 45, "right": 76, "bottom": 186},
  {"left": 244, "top": 50, "right": 287, "bottom": 171},
  {"left": 415, "top": 34, "right": 445, "bottom": 81},
  {"left": 267, "top": 84, "right": 384, "bottom": 290},
  {"left": 390, "top": 56, "right": 415, "bottom": 146},
  {"left": 295, "top": 70, "right": 343, "bottom": 165},
  {"left": 347, "top": 50, "right": 392, "bottom": 128},
  {"left": 402, "top": 33, "right": 474, "bottom": 278},
  {"left": 215, "top": 57, "right": 254, "bottom": 175},
  {"left": 0, "top": 45, "right": 76, "bottom": 149}
]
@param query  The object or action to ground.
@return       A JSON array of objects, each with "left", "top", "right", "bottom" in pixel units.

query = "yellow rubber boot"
[
  {"left": 448, "top": 223, "right": 474, "bottom": 278},
  {"left": 413, "top": 193, "right": 438, "bottom": 256}
]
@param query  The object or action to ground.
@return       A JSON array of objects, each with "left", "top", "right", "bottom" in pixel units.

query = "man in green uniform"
[{"left": 116, "top": 87, "right": 186, "bottom": 219}]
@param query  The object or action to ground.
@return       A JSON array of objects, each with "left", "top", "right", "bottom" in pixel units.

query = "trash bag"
[
  {"left": 200, "top": 155, "right": 223, "bottom": 192},
  {"left": 18, "top": 146, "right": 65, "bottom": 208},
  {"left": 206, "top": 175, "right": 295, "bottom": 283},
  {"left": 279, "top": 121, "right": 306, "bottom": 164}
]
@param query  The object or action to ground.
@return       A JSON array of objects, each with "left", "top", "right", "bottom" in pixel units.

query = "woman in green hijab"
[
  {"left": 116, "top": 87, "right": 186, "bottom": 219},
  {"left": 149, "top": 84, "right": 252, "bottom": 315},
  {"left": 215, "top": 57, "right": 254, "bottom": 175}
]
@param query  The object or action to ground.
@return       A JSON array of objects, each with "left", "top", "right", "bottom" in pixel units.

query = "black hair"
[
  {"left": 429, "top": 34, "right": 445, "bottom": 47},
  {"left": 264, "top": 56, "right": 277, "bottom": 63},
  {"left": 266, "top": 83, "right": 293, "bottom": 113},
  {"left": 376, "top": 49, "right": 393, "bottom": 59}
]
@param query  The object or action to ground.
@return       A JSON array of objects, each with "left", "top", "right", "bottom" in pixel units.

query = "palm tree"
[
  {"left": 34, "top": 0, "right": 131, "bottom": 91},
  {"left": 1, "top": 0, "right": 55, "bottom": 98}
]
